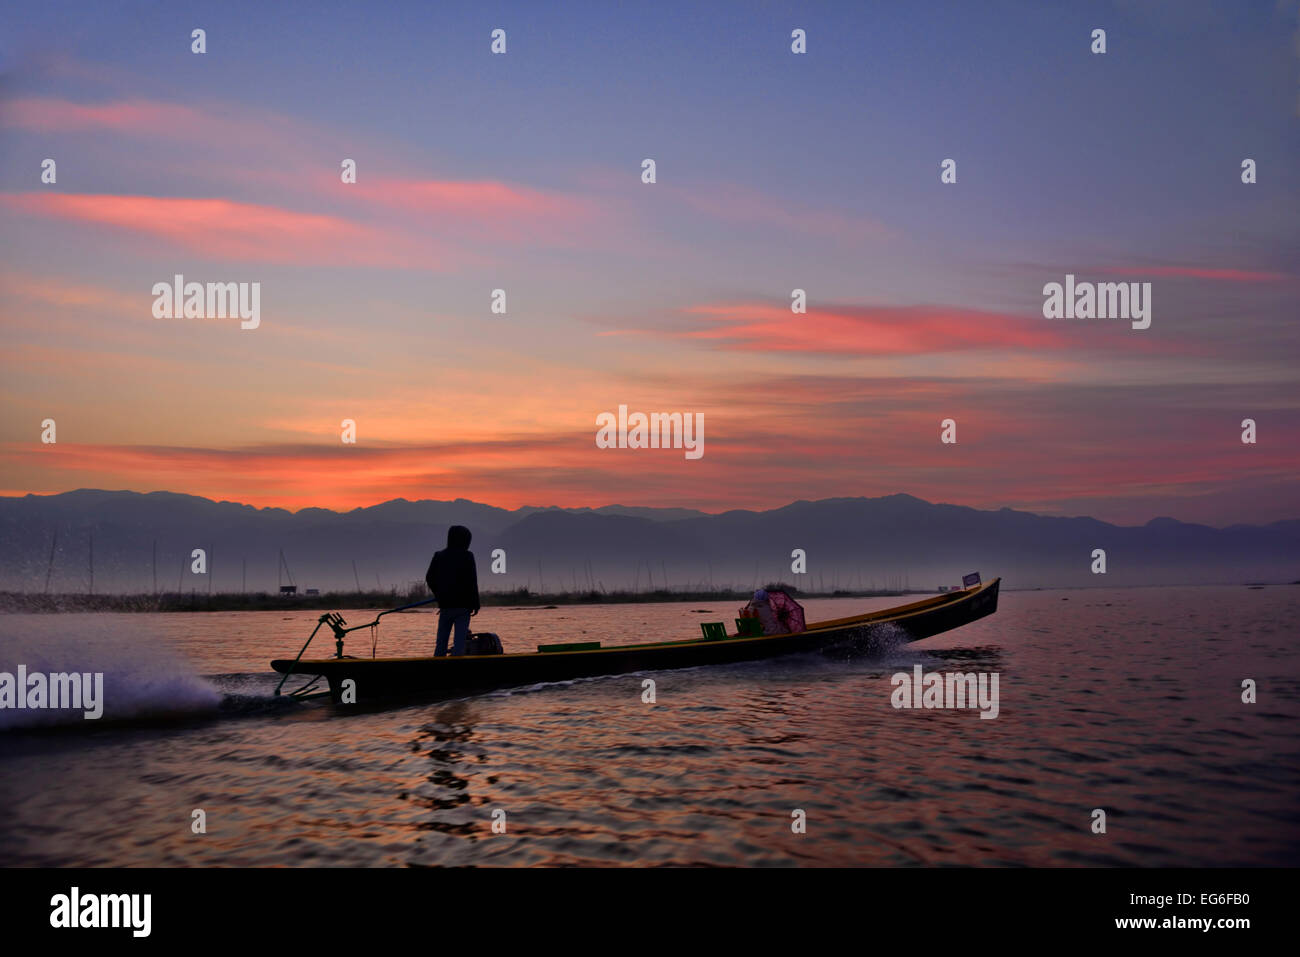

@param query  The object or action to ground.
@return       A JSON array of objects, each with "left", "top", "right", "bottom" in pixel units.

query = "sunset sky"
[{"left": 2, "top": 0, "right": 1297, "bottom": 525}]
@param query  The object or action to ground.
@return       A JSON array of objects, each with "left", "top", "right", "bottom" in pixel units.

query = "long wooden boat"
[{"left": 271, "top": 577, "right": 999, "bottom": 704}]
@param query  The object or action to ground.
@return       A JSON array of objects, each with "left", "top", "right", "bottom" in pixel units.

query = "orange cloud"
[
  {"left": 0, "top": 271, "right": 141, "bottom": 313},
  {"left": 6, "top": 366, "right": 1295, "bottom": 514}
]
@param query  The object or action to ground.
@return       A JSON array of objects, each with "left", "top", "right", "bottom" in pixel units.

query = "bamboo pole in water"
[{"left": 44, "top": 528, "right": 58, "bottom": 595}]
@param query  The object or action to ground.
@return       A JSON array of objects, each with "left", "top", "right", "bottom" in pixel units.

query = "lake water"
[{"left": 1, "top": 585, "right": 1297, "bottom": 866}]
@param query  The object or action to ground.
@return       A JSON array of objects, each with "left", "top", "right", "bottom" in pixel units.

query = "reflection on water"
[
  {"left": 1, "top": 586, "right": 1298, "bottom": 866},
  {"left": 413, "top": 702, "right": 479, "bottom": 834}
]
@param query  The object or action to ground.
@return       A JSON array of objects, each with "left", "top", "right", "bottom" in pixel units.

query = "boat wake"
[
  {"left": 866, "top": 621, "right": 913, "bottom": 652},
  {"left": 0, "top": 628, "right": 223, "bottom": 731},
  {"left": 208, "top": 673, "right": 316, "bottom": 718},
  {"left": 0, "top": 663, "right": 223, "bottom": 731}
]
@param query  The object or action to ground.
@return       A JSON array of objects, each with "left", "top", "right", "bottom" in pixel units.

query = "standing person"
[{"left": 424, "top": 525, "right": 480, "bottom": 656}]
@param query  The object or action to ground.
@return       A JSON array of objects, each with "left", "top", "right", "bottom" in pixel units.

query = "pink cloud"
[
  {"left": 342, "top": 177, "right": 600, "bottom": 244},
  {"left": 676, "top": 301, "right": 1109, "bottom": 356},
  {"left": 1, "top": 95, "right": 328, "bottom": 154},
  {"left": 0, "top": 192, "right": 460, "bottom": 268},
  {"left": 2, "top": 97, "right": 210, "bottom": 135},
  {"left": 351, "top": 178, "right": 575, "bottom": 219},
  {"left": 5, "top": 96, "right": 603, "bottom": 242}
]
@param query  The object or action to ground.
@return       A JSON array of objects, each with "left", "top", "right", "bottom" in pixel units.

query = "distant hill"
[{"left": 0, "top": 489, "right": 1295, "bottom": 594}]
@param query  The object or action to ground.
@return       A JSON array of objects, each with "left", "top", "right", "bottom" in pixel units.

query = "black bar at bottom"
[{"left": 0, "top": 867, "right": 1285, "bottom": 944}]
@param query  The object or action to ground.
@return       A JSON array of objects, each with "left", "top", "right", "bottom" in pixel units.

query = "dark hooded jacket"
[{"left": 425, "top": 525, "right": 480, "bottom": 612}]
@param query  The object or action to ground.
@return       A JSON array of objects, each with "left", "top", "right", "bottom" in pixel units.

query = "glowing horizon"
[{"left": 2, "top": 2, "right": 1297, "bottom": 528}]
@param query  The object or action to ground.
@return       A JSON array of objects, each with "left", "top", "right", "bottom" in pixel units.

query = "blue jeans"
[{"left": 436, "top": 608, "right": 471, "bottom": 656}]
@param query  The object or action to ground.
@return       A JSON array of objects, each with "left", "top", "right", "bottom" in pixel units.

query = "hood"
[{"left": 446, "top": 525, "right": 472, "bottom": 550}]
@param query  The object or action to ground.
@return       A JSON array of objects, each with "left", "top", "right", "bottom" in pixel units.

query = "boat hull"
[{"left": 272, "top": 578, "right": 999, "bottom": 704}]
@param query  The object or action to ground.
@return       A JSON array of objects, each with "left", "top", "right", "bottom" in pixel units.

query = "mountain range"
[{"left": 0, "top": 489, "right": 1296, "bottom": 594}]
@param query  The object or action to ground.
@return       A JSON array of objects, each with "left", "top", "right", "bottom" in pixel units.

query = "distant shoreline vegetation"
[{"left": 0, "top": 585, "right": 915, "bottom": 614}]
